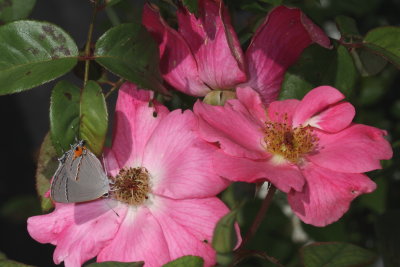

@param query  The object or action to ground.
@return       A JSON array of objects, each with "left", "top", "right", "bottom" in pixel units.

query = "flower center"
[
  {"left": 263, "top": 114, "right": 318, "bottom": 164},
  {"left": 111, "top": 167, "right": 151, "bottom": 206}
]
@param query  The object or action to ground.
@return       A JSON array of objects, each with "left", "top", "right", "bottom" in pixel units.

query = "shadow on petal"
[{"left": 73, "top": 199, "right": 119, "bottom": 225}]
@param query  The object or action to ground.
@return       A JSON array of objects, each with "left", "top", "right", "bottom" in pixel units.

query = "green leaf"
[
  {"left": 330, "top": 0, "right": 380, "bottom": 17},
  {"left": 335, "top": 15, "right": 361, "bottom": 42},
  {"left": 239, "top": 197, "right": 294, "bottom": 262},
  {"left": 35, "top": 133, "right": 58, "bottom": 211},
  {"left": 212, "top": 208, "right": 240, "bottom": 266},
  {"left": 221, "top": 182, "right": 255, "bottom": 210},
  {"left": 280, "top": 44, "right": 357, "bottom": 100},
  {"left": 334, "top": 45, "right": 358, "bottom": 96},
  {"left": 182, "top": 0, "right": 198, "bottom": 14},
  {"left": 50, "top": 80, "right": 80, "bottom": 155},
  {"left": 259, "top": 0, "right": 283, "bottom": 5},
  {"left": 86, "top": 261, "right": 144, "bottom": 267},
  {"left": 354, "top": 48, "right": 388, "bottom": 76},
  {"left": 241, "top": 2, "right": 269, "bottom": 12},
  {"left": 0, "top": 258, "right": 35, "bottom": 267},
  {"left": 358, "top": 176, "right": 387, "bottom": 213},
  {"left": 357, "top": 67, "right": 396, "bottom": 107},
  {"left": 302, "top": 221, "right": 348, "bottom": 243},
  {"left": 0, "top": 261, "right": 35, "bottom": 267},
  {"left": 0, "top": 195, "right": 41, "bottom": 222},
  {"left": 79, "top": 81, "right": 108, "bottom": 156},
  {"left": 363, "top": 26, "right": 400, "bottom": 69},
  {"left": 0, "top": 262, "right": 34, "bottom": 267},
  {"left": 103, "top": 0, "right": 123, "bottom": 7},
  {"left": 301, "top": 242, "right": 376, "bottom": 267},
  {"left": 375, "top": 211, "right": 400, "bottom": 267},
  {"left": 0, "top": 20, "right": 78, "bottom": 95},
  {"left": 0, "top": 0, "right": 36, "bottom": 23},
  {"left": 391, "top": 99, "right": 400, "bottom": 119},
  {"left": 50, "top": 80, "right": 108, "bottom": 156},
  {"left": 212, "top": 209, "right": 238, "bottom": 254},
  {"left": 163, "top": 256, "right": 204, "bottom": 267},
  {"left": 95, "top": 23, "right": 165, "bottom": 93}
]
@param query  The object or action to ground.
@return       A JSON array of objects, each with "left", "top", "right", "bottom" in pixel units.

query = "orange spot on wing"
[{"left": 73, "top": 145, "right": 86, "bottom": 159}]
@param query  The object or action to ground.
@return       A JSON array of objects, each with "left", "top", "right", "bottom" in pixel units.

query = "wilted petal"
[
  {"left": 242, "top": 6, "right": 330, "bottom": 104},
  {"left": 288, "top": 163, "right": 376, "bottom": 226},
  {"left": 143, "top": 5, "right": 210, "bottom": 96},
  {"left": 177, "top": 0, "right": 246, "bottom": 89}
]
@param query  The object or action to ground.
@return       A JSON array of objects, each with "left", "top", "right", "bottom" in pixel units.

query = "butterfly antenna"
[
  {"left": 102, "top": 153, "right": 116, "bottom": 185},
  {"left": 102, "top": 153, "right": 108, "bottom": 174},
  {"left": 104, "top": 197, "right": 119, "bottom": 217}
]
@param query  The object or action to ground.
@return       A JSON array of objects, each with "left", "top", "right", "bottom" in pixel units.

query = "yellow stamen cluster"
[
  {"left": 111, "top": 167, "right": 151, "bottom": 206},
  {"left": 263, "top": 114, "right": 318, "bottom": 164}
]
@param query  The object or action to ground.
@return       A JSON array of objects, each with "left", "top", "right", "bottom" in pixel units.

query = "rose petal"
[
  {"left": 267, "top": 99, "right": 300, "bottom": 124},
  {"left": 236, "top": 87, "right": 267, "bottom": 123},
  {"left": 213, "top": 150, "right": 305, "bottom": 193},
  {"left": 308, "top": 124, "right": 393, "bottom": 173},
  {"left": 288, "top": 163, "right": 376, "bottom": 226},
  {"left": 27, "top": 204, "right": 74, "bottom": 245},
  {"left": 143, "top": 5, "right": 210, "bottom": 96},
  {"left": 107, "top": 83, "right": 168, "bottom": 175},
  {"left": 98, "top": 205, "right": 170, "bottom": 266},
  {"left": 177, "top": 0, "right": 246, "bottom": 89},
  {"left": 292, "top": 86, "right": 345, "bottom": 127},
  {"left": 28, "top": 200, "right": 126, "bottom": 266},
  {"left": 194, "top": 99, "right": 267, "bottom": 159},
  {"left": 305, "top": 102, "right": 355, "bottom": 133},
  {"left": 143, "top": 110, "right": 229, "bottom": 199},
  {"left": 149, "top": 196, "right": 235, "bottom": 266},
  {"left": 142, "top": 109, "right": 229, "bottom": 199},
  {"left": 242, "top": 6, "right": 330, "bottom": 104}
]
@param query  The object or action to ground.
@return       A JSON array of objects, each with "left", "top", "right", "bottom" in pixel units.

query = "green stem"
[
  {"left": 238, "top": 184, "right": 277, "bottom": 249},
  {"left": 83, "top": 0, "right": 99, "bottom": 87},
  {"left": 104, "top": 78, "right": 124, "bottom": 99},
  {"left": 105, "top": 6, "right": 121, "bottom": 26}
]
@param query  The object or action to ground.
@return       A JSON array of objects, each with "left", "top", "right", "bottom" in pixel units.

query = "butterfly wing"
[
  {"left": 63, "top": 149, "right": 110, "bottom": 203},
  {"left": 50, "top": 150, "right": 74, "bottom": 203}
]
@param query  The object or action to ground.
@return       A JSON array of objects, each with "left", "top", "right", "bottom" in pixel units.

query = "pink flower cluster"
[{"left": 27, "top": 0, "right": 392, "bottom": 266}]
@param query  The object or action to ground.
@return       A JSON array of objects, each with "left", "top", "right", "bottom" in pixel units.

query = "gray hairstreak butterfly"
[{"left": 50, "top": 140, "right": 110, "bottom": 203}]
